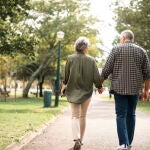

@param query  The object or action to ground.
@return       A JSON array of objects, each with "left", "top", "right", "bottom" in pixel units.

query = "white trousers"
[{"left": 70, "top": 98, "right": 91, "bottom": 141}]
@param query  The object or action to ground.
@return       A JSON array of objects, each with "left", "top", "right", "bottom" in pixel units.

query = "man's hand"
[
  {"left": 141, "top": 80, "right": 150, "bottom": 101},
  {"left": 141, "top": 90, "right": 149, "bottom": 102}
]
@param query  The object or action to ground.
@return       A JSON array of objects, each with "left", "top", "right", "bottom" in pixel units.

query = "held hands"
[
  {"left": 98, "top": 87, "right": 104, "bottom": 94},
  {"left": 98, "top": 80, "right": 104, "bottom": 94}
]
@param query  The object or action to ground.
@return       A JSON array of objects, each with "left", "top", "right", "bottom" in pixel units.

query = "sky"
[
  {"left": 90, "top": 0, "right": 130, "bottom": 53},
  {"left": 89, "top": 0, "right": 118, "bottom": 52}
]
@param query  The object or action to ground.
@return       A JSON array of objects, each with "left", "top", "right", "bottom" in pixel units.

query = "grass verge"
[
  {"left": 137, "top": 101, "right": 150, "bottom": 113},
  {"left": 99, "top": 94, "right": 150, "bottom": 113},
  {"left": 0, "top": 96, "right": 68, "bottom": 150}
]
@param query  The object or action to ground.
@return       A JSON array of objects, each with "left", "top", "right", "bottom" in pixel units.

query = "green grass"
[
  {"left": 99, "top": 94, "right": 150, "bottom": 113},
  {"left": 137, "top": 101, "right": 150, "bottom": 113},
  {"left": 0, "top": 96, "right": 68, "bottom": 150}
]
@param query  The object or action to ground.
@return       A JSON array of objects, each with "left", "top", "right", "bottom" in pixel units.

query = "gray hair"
[
  {"left": 120, "top": 30, "right": 134, "bottom": 42},
  {"left": 74, "top": 36, "right": 90, "bottom": 52}
]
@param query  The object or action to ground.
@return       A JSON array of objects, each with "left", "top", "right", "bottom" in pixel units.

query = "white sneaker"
[{"left": 117, "top": 144, "right": 128, "bottom": 150}]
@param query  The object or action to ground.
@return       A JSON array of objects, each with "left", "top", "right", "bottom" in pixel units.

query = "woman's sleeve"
[
  {"left": 93, "top": 60, "right": 102, "bottom": 89},
  {"left": 63, "top": 57, "right": 71, "bottom": 85}
]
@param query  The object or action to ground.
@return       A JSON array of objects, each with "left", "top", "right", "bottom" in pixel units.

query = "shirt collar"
[
  {"left": 124, "top": 41, "right": 133, "bottom": 44},
  {"left": 77, "top": 51, "right": 85, "bottom": 54}
]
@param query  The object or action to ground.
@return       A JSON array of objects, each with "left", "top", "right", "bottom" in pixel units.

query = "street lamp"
[{"left": 55, "top": 31, "right": 64, "bottom": 107}]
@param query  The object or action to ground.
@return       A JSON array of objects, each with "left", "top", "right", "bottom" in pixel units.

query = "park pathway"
[{"left": 21, "top": 94, "right": 150, "bottom": 150}]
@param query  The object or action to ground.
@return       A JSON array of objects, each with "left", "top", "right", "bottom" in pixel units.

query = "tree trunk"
[
  {"left": 39, "top": 79, "right": 44, "bottom": 97},
  {"left": 23, "top": 50, "right": 53, "bottom": 98}
]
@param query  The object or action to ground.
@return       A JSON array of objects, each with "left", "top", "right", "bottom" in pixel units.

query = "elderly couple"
[{"left": 61, "top": 30, "right": 150, "bottom": 150}]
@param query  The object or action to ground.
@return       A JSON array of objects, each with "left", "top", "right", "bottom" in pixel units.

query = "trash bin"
[{"left": 44, "top": 90, "right": 52, "bottom": 107}]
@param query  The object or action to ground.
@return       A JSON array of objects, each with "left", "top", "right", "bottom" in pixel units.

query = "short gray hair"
[
  {"left": 120, "top": 30, "right": 134, "bottom": 42},
  {"left": 74, "top": 36, "right": 90, "bottom": 52}
]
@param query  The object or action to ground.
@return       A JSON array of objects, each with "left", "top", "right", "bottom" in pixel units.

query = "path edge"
[{"left": 6, "top": 107, "right": 69, "bottom": 150}]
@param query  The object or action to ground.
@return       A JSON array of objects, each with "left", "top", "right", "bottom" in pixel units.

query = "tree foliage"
[
  {"left": 0, "top": 0, "right": 29, "bottom": 21},
  {"left": 114, "top": 0, "right": 150, "bottom": 56},
  {"left": 30, "top": 0, "right": 100, "bottom": 58},
  {"left": 0, "top": 0, "right": 37, "bottom": 56},
  {"left": 22, "top": 0, "right": 101, "bottom": 98},
  {"left": 0, "top": 0, "right": 102, "bottom": 98}
]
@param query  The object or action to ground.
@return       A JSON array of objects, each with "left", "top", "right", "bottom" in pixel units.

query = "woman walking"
[{"left": 61, "top": 36, "right": 103, "bottom": 150}]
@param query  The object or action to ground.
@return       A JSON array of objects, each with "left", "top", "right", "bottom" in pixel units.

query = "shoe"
[
  {"left": 79, "top": 139, "right": 83, "bottom": 145},
  {"left": 117, "top": 144, "right": 128, "bottom": 150},
  {"left": 128, "top": 145, "right": 132, "bottom": 149},
  {"left": 73, "top": 140, "right": 81, "bottom": 150}
]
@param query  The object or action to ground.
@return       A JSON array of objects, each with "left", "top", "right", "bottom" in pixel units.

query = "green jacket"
[{"left": 63, "top": 52, "right": 102, "bottom": 104}]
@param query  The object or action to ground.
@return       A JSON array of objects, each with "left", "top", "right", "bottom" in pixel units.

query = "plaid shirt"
[{"left": 101, "top": 41, "right": 150, "bottom": 95}]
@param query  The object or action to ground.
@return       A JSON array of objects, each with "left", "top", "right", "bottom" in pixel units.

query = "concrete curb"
[{"left": 6, "top": 107, "right": 69, "bottom": 150}]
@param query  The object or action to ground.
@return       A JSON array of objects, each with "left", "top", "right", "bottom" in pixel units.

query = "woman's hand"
[{"left": 61, "top": 84, "right": 66, "bottom": 97}]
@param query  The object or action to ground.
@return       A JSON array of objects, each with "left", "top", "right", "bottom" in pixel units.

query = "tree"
[
  {"left": 17, "top": 61, "right": 55, "bottom": 97},
  {"left": 0, "top": 0, "right": 37, "bottom": 56},
  {"left": 0, "top": 0, "right": 29, "bottom": 21},
  {"left": 22, "top": 0, "right": 101, "bottom": 97},
  {"left": 0, "top": 55, "right": 14, "bottom": 101},
  {"left": 113, "top": 0, "right": 150, "bottom": 56}
]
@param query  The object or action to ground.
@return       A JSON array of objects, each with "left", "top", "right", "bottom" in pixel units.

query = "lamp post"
[{"left": 55, "top": 31, "right": 64, "bottom": 107}]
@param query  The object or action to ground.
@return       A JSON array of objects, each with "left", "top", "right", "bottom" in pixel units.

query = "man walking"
[{"left": 101, "top": 30, "right": 150, "bottom": 150}]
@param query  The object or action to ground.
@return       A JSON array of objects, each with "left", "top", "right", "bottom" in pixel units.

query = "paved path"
[{"left": 21, "top": 95, "right": 150, "bottom": 150}]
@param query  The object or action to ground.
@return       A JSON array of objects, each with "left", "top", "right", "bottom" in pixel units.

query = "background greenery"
[
  {"left": 0, "top": 0, "right": 103, "bottom": 98},
  {"left": 0, "top": 0, "right": 149, "bottom": 98},
  {"left": 137, "top": 101, "right": 150, "bottom": 113},
  {"left": 113, "top": 0, "right": 150, "bottom": 57},
  {"left": 0, "top": 0, "right": 149, "bottom": 149},
  {"left": 100, "top": 94, "right": 150, "bottom": 113}
]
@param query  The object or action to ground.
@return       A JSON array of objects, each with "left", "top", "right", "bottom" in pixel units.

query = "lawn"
[
  {"left": 99, "top": 94, "right": 150, "bottom": 113},
  {"left": 0, "top": 96, "right": 68, "bottom": 150},
  {"left": 137, "top": 100, "right": 150, "bottom": 113}
]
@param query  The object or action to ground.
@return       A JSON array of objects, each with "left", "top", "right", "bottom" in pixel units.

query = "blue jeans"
[{"left": 114, "top": 93, "right": 139, "bottom": 145}]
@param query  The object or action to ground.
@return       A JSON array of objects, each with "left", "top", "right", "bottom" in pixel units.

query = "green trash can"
[{"left": 44, "top": 90, "right": 52, "bottom": 107}]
